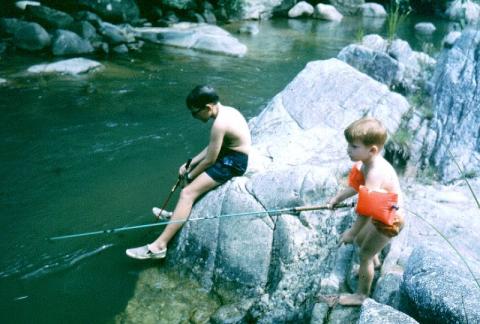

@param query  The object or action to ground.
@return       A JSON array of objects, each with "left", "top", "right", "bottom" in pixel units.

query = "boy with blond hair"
[{"left": 324, "top": 117, "right": 404, "bottom": 306}]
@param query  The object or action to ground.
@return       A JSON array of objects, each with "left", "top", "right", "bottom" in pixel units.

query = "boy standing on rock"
[
  {"left": 323, "top": 117, "right": 404, "bottom": 306},
  {"left": 126, "top": 85, "right": 251, "bottom": 260}
]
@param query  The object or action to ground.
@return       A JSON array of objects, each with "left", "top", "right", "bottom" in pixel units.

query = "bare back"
[{"left": 212, "top": 105, "right": 251, "bottom": 155}]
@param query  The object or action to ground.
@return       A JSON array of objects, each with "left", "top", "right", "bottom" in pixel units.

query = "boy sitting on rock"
[
  {"left": 126, "top": 85, "right": 251, "bottom": 260},
  {"left": 324, "top": 117, "right": 404, "bottom": 306}
]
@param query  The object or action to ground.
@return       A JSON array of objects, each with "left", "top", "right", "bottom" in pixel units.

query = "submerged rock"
[
  {"left": 133, "top": 23, "right": 247, "bottom": 57},
  {"left": 27, "top": 57, "right": 102, "bottom": 75}
]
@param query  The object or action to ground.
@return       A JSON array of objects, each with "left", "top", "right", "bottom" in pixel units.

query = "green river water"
[{"left": 0, "top": 16, "right": 449, "bottom": 323}]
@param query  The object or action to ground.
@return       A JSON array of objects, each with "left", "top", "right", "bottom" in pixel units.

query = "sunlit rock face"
[
  {"left": 167, "top": 58, "right": 409, "bottom": 321},
  {"left": 413, "top": 29, "right": 480, "bottom": 183}
]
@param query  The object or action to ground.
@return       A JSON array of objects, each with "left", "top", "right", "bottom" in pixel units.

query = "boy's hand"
[
  {"left": 339, "top": 230, "right": 355, "bottom": 245},
  {"left": 179, "top": 163, "right": 188, "bottom": 177},
  {"left": 326, "top": 198, "right": 337, "bottom": 209}
]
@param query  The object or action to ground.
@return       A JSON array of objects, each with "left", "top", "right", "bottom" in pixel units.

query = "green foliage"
[
  {"left": 355, "top": 26, "right": 365, "bottom": 44},
  {"left": 386, "top": 1, "right": 411, "bottom": 42}
]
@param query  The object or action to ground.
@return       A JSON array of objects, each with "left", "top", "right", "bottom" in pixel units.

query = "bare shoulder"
[
  {"left": 379, "top": 158, "right": 401, "bottom": 191},
  {"left": 222, "top": 105, "right": 245, "bottom": 119}
]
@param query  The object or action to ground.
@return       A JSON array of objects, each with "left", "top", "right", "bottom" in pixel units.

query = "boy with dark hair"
[
  {"left": 324, "top": 117, "right": 404, "bottom": 306},
  {"left": 126, "top": 85, "right": 251, "bottom": 260}
]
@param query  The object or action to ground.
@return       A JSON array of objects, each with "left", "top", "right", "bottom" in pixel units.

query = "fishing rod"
[
  {"left": 48, "top": 202, "right": 355, "bottom": 241},
  {"left": 154, "top": 158, "right": 192, "bottom": 220}
]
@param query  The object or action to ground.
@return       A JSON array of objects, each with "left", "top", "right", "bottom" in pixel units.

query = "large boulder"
[
  {"left": 51, "top": 29, "right": 94, "bottom": 56},
  {"left": 13, "top": 22, "right": 51, "bottom": 51},
  {"left": 25, "top": 4, "right": 74, "bottom": 30},
  {"left": 338, "top": 44, "right": 400, "bottom": 87},
  {"left": 163, "top": 58, "right": 409, "bottom": 322},
  {"left": 402, "top": 246, "right": 480, "bottom": 323},
  {"left": 133, "top": 23, "right": 247, "bottom": 57},
  {"left": 411, "top": 29, "right": 480, "bottom": 182},
  {"left": 337, "top": 35, "right": 436, "bottom": 94}
]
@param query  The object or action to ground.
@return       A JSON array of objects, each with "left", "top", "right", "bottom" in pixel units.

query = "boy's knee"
[
  {"left": 359, "top": 249, "right": 375, "bottom": 263},
  {"left": 179, "top": 187, "right": 197, "bottom": 201}
]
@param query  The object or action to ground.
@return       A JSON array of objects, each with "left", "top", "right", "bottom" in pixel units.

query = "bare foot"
[
  {"left": 317, "top": 294, "right": 339, "bottom": 308},
  {"left": 338, "top": 293, "right": 367, "bottom": 306}
]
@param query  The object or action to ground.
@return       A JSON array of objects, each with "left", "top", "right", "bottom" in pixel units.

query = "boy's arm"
[
  {"left": 328, "top": 187, "right": 357, "bottom": 206},
  {"left": 187, "top": 124, "right": 225, "bottom": 179}
]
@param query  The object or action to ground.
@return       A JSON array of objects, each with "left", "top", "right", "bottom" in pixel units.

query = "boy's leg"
[
  {"left": 150, "top": 172, "right": 220, "bottom": 251},
  {"left": 339, "top": 222, "right": 390, "bottom": 305}
]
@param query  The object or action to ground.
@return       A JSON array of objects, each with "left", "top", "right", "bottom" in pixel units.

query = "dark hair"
[
  {"left": 344, "top": 117, "right": 387, "bottom": 147},
  {"left": 186, "top": 85, "right": 219, "bottom": 110}
]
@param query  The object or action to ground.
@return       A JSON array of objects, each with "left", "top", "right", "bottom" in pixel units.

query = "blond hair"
[{"left": 344, "top": 117, "right": 387, "bottom": 147}]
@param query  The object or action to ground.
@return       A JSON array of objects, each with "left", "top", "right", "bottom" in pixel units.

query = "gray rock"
[
  {"left": 372, "top": 272, "right": 403, "bottom": 308},
  {"left": 402, "top": 246, "right": 480, "bottom": 323},
  {"left": 442, "top": 31, "right": 461, "bottom": 48},
  {"left": 338, "top": 44, "right": 400, "bottom": 87},
  {"left": 25, "top": 5, "right": 74, "bottom": 30},
  {"left": 52, "top": 30, "right": 94, "bottom": 56},
  {"left": 361, "top": 34, "right": 387, "bottom": 52},
  {"left": 238, "top": 23, "right": 259, "bottom": 35},
  {"left": 414, "top": 29, "right": 480, "bottom": 182},
  {"left": 414, "top": 22, "right": 436, "bottom": 34},
  {"left": 161, "top": 0, "right": 196, "bottom": 10},
  {"left": 78, "top": 0, "right": 139, "bottom": 23},
  {"left": 202, "top": 9, "right": 217, "bottom": 24},
  {"left": 358, "top": 298, "right": 418, "bottom": 323},
  {"left": 73, "top": 21, "right": 99, "bottom": 42},
  {"left": 329, "top": 0, "right": 364, "bottom": 15},
  {"left": 446, "top": 0, "right": 480, "bottom": 25},
  {"left": 0, "top": 78, "right": 7, "bottom": 84},
  {"left": 27, "top": 57, "right": 103, "bottom": 75},
  {"left": 338, "top": 35, "right": 436, "bottom": 94},
  {"left": 310, "top": 303, "right": 329, "bottom": 323},
  {"left": 220, "top": 0, "right": 296, "bottom": 20},
  {"left": 313, "top": 4, "right": 343, "bottom": 21},
  {"left": 133, "top": 23, "right": 247, "bottom": 57},
  {"left": 288, "top": 1, "right": 314, "bottom": 18},
  {"left": 0, "top": 18, "right": 29, "bottom": 36},
  {"left": 359, "top": 3, "right": 387, "bottom": 17},
  {"left": 15, "top": 1, "right": 40, "bottom": 10},
  {"left": 98, "top": 22, "right": 135, "bottom": 44},
  {"left": 13, "top": 22, "right": 51, "bottom": 51},
  {"left": 113, "top": 43, "right": 128, "bottom": 53}
]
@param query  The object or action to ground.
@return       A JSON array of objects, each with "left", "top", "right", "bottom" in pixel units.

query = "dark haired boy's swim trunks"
[{"left": 205, "top": 148, "right": 248, "bottom": 184}]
